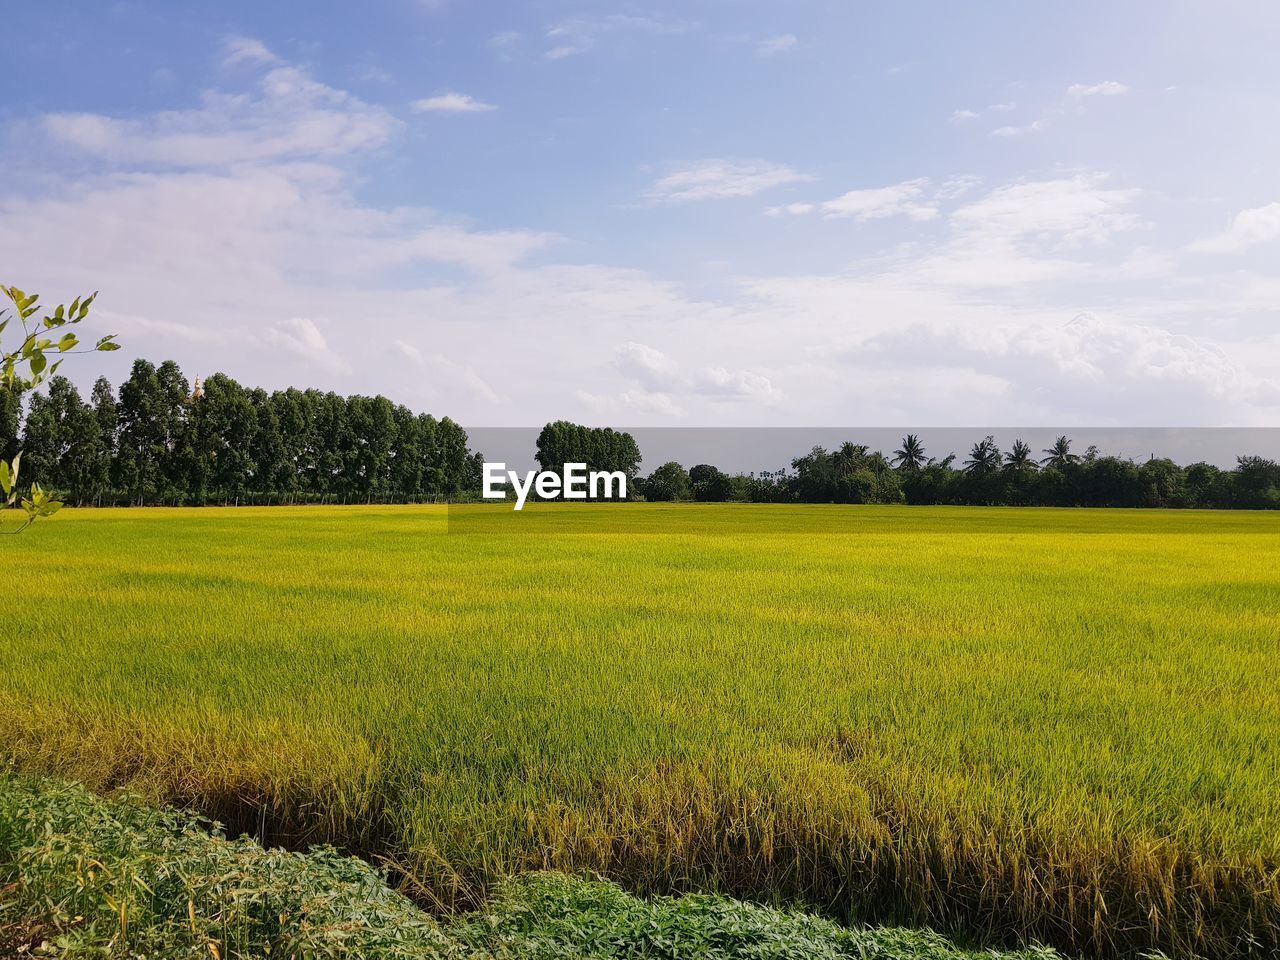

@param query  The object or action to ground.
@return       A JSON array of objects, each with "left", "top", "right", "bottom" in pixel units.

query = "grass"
[
  {"left": 2, "top": 503, "right": 1279, "bottom": 957},
  {"left": 0, "top": 777, "right": 1067, "bottom": 960}
]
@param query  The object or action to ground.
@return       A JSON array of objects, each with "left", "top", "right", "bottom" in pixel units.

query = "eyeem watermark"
[{"left": 483, "top": 462, "right": 627, "bottom": 510}]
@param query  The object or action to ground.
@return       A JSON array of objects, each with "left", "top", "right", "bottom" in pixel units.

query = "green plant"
[
  {"left": 2, "top": 504, "right": 1277, "bottom": 956},
  {"left": 1, "top": 775, "right": 1074, "bottom": 959},
  {"left": 0, "top": 285, "right": 118, "bottom": 532}
]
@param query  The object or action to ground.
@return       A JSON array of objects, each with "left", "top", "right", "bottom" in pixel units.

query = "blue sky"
[{"left": 3, "top": 1, "right": 1278, "bottom": 426}]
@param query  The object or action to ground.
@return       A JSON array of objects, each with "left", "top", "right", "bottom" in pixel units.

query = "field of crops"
[{"left": 4, "top": 503, "right": 1279, "bottom": 958}]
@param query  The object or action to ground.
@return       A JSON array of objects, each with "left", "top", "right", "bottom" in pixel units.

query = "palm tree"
[
  {"left": 1041, "top": 435, "right": 1079, "bottom": 470},
  {"left": 893, "top": 434, "right": 926, "bottom": 471},
  {"left": 964, "top": 436, "right": 1001, "bottom": 476},
  {"left": 1004, "top": 438, "right": 1037, "bottom": 472}
]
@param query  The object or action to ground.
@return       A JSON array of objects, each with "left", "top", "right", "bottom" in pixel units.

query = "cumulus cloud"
[
  {"left": 644, "top": 159, "right": 812, "bottom": 203},
  {"left": 410, "top": 92, "right": 497, "bottom": 114},
  {"left": 1189, "top": 202, "right": 1280, "bottom": 254}
]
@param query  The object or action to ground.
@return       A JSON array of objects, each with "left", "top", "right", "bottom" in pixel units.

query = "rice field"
[{"left": 3, "top": 503, "right": 1279, "bottom": 958}]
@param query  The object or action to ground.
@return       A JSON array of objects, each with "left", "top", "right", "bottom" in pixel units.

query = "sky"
[{"left": 3, "top": 0, "right": 1279, "bottom": 429}]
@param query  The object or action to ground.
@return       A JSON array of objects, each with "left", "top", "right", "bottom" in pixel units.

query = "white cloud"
[
  {"left": 267, "top": 318, "right": 352, "bottom": 374},
  {"left": 43, "top": 66, "right": 397, "bottom": 166},
  {"left": 949, "top": 174, "right": 1142, "bottom": 247},
  {"left": 410, "top": 92, "right": 497, "bottom": 114},
  {"left": 488, "top": 31, "right": 521, "bottom": 59},
  {"left": 613, "top": 342, "right": 780, "bottom": 406},
  {"left": 393, "top": 339, "right": 425, "bottom": 365},
  {"left": 544, "top": 14, "right": 695, "bottom": 59},
  {"left": 695, "top": 366, "right": 781, "bottom": 401},
  {"left": 222, "top": 35, "right": 278, "bottom": 68},
  {"left": 7, "top": 37, "right": 1280, "bottom": 429},
  {"left": 949, "top": 109, "right": 979, "bottom": 124},
  {"left": 1067, "top": 80, "right": 1130, "bottom": 99},
  {"left": 756, "top": 34, "right": 798, "bottom": 56},
  {"left": 644, "top": 159, "right": 811, "bottom": 203},
  {"left": 858, "top": 312, "right": 1266, "bottom": 424},
  {"left": 616, "top": 341, "right": 681, "bottom": 389},
  {"left": 1189, "top": 202, "right": 1280, "bottom": 254},
  {"left": 770, "top": 178, "right": 939, "bottom": 221},
  {"left": 432, "top": 354, "right": 502, "bottom": 404},
  {"left": 993, "top": 118, "right": 1048, "bottom": 137},
  {"left": 934, "top": 174, "right": 982, "bottom": 200},
  {"left": 576, "top": 388, "right": 686, "bottom": 418}
]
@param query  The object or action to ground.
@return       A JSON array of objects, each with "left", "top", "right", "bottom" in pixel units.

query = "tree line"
[
  {"left": 634, "top": 435, "right": 1280, "bottom": 509},
  {"left": 3, "top": 359, "right": 482, "bottom": 505},
  {"left": 7, "top": 376, "right": 1280, "bottom": 510}
]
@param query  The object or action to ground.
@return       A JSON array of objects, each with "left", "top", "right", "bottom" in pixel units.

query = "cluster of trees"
[
  {"left": 637, "top": 435, "right": 1280, "bottom": 509},
  {"left": 534, "top": 420, "right": 642, "bottom": 482},
  {"left": 3, "top": 360, "right": 483, "bottom": 505}
]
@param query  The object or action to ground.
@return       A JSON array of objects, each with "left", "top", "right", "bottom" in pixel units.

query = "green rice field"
[{"left": 4, "top": 503, "right": 1279, "bottom": 957}]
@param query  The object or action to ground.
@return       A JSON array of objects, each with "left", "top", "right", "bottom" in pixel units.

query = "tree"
[
  {"left": 19, "top": 376, "right": 102, "bottom": 502},
  {"left": 535, "top": 421, "right": 641, "bottom": 494},
  {"left": 643, "top": 461, "right": 691, "bottom": 502},
  {"left": 91, "top": 377, "right": 119, "bottom": 501},
  {"left": 893, "top": 434, "right": 926, "bottom": 471},
  {"left": 689, "top": 464, "right": 732, "bottom": 502},
  {"left": 1, "top": 284, "right": 118, "bottom": 532},
  {"left": 188, "top": 373, "right": 258, "bottom": 502},
  {"left": 0, "top": 384, "right": 20, "bottom": 465},
  {"left": 1139, "top": 458, "right": 1188, "bottom": 508},
  {"left": 1233, "top": 456, "right": 1280, "bottom": 509},
  {"left": 1004, "top": 439, "right": 1037, "bottom": 473},
  {"left": 964, "top": 436, "right": 1002, "bottom": 476},
  {"left": 115, "top": 360, "right": 168, "bottom": 503},
  {"left": 1041, "top": 435, "right": 1078, "bottom": 470}
]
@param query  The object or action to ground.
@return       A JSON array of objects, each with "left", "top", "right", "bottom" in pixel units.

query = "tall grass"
[
  {"left": 3, "top": 504, "right": 1278, "bottom": 957},
  {"left": 1, "top": 776, "right": 1065, "bottom": 959}
]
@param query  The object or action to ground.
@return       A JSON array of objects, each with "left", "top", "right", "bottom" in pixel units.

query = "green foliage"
[
  {"left": 535, "top": 421, "right": 642, "bottom": 491},
  {"left": 2, "top": 505, "right": 1277, "bottom": 957},
  {"left": 0, "top": 286, "right": 117, "bottom": 395},
  {"left": 642, "top": 461, "right": 692, "bottom": 501},
  {"left": 0, "top": 777, "right": 1070, "bottom": 960},
  {"left": 0, "top": 285, "right": 117, "bottom": 532},
  {"left": 729, "top": 435, "right": 1280, "bottom": 510},
  {"left": 18, "top": 362, "right": 483, "bottom": 506}
]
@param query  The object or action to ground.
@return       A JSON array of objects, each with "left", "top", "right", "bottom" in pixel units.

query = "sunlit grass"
[{"left": 4, "top": 503, "right": 1279, "bottom": 957}]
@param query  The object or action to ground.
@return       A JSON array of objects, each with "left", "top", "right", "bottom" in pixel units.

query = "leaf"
[
  {"left": 0, "top": 459, "right": 10, "bottom": 496},
  {"left": 57, "top": 333, "right": 78, "bottom": 352},
  {"left": 29, "top": 352, "right": 46, "bottom": 376}
]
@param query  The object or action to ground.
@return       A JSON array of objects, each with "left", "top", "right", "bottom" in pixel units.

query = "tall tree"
[
  {"left": 893, "top": 434, "right": 926, "bottom": 471},
  {"left": 1041, "top": 435, "right": 1078, "bottom": 470},
  {"left": 1004, "top": 439, "right": 1037, "bottom": 473},
  {"left": 964, "top": 436, "right": 1002, "bottom": 476},
  {"left": 91, "top": 377, "right": 119, "bottom": 499}
]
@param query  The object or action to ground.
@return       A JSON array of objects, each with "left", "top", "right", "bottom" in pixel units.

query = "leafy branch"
[{"left": 2, "top": 284, "right": 119, "bottom": 532}]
